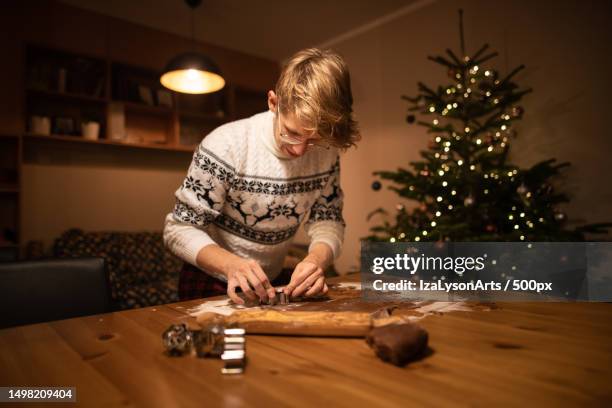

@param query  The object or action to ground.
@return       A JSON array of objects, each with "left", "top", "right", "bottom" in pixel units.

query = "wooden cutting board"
[{"left": 193, "top": 283, "right": 428, "bottom": 337}]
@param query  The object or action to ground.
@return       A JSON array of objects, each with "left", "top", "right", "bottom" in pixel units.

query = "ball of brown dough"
[{"left": 366, "top": 323, "right": 429, "bottom": 366}]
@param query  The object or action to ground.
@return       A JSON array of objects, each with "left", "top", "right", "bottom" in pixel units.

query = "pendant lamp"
[{"left": 160, "top": 0, "right": 225, "bottom": 94}]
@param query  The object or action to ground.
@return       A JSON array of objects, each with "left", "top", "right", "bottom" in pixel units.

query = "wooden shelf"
[
  {"left": 179, "top": 110, "right": 227, "bottom": 122},
  {"left": 23, "top": 133, "right": 196, "bottom": 153},
  {"left": 0, "top": 185, "right": 19, "bottom": 193},
  {"left": 26, "top": 88, "right": 107, "bottom": 104},
  {"left": 120, "top": 100, "right": 174, "bottom": 116},
  {"left": 0, "top": 242, "right": 19, "bottom": 249}
]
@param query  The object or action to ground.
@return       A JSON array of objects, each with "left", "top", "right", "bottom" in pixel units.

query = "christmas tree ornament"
[
  {"left": 517, "top": 184, "right": 528, "bottom": 194},
  {"left": 485, "top": 224, "right": 496, "bottom": 232},
  {"left": 406, "top": 114, "right": 416, "bottom": 124},
  {"left": 464, "top": 195, "right": 475, "bottom": 207},
  {"left": 371, "top": 181, "right": 382, "bottom": 191},
  {"left": 511, "top": 105, "right": 524, "bottom": 118}
]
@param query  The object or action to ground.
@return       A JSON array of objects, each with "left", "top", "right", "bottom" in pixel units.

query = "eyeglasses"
[{"left": 276, "top": 103, "right": 330, "bottom": 149}]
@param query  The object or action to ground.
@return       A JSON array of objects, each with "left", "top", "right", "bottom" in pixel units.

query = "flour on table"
[
  {"left": 189, "top": 298, "right": 301, "bottom": 318},
  {"left": 336, "top": 282, "right": 362, "bottom": 290},
  {"left": 407, "top": 301, "right": 473, "bottom": 321},
  {"left": 189, "top": 299, "right": 239, "bottom": 316}
]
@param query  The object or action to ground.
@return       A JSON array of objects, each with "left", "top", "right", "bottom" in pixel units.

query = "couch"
[{"left": 54, "top": 229, "right": 182, "bottom": 310}]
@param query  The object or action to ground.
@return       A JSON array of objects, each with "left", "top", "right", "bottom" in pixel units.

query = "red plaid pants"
[{"left": 178, "top": 262, "right": 293, "bottom": 301}]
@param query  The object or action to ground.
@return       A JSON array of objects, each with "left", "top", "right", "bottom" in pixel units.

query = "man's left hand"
[{"left": 284, "top": 260, "right": 328, "bottom": 298}]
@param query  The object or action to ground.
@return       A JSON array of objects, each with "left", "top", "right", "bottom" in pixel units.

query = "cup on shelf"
[
  {"left": 82, "top": 121, "right": 100, "bottom": 140},
  {"left": 29, "top": 115, "right": 51, "bottom": 135}
]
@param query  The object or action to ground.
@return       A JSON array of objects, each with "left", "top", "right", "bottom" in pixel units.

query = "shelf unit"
[{"left": 23, "top": 44, "right": 269, "bottom": 153}]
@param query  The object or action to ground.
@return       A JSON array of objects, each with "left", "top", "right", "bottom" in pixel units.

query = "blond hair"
[{"left": 275, "top": 48, "right": 360, "bottom": 149}]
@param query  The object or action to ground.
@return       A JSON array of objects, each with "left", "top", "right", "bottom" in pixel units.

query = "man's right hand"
[
  {"left": 223, "top": 258, "right": 276, "bottom": 305},
  {"left": 196, "top": 244, "right": 275, "bottom": 305}
]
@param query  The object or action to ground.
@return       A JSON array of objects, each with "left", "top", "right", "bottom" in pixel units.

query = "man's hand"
[
  {"left": 224, "top": 258, "right": 276, "bottom": 305},
  {"left": 284, "top": 260, "right": 328, "bottom": 298},
  {"left": 196, "top": 245, "right": 276, "bottom": 305},
  {"left": 284, "top": 242, "right": 333, "bottom": 298}
]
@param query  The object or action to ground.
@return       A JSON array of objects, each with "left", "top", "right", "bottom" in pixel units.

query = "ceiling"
[{"left": 60, "top": 0, "right": 420, "bottom": 61}]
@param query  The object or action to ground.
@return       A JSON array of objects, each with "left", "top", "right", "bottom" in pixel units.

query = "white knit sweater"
[{"left": 163, "top": 110, "right": 345, "bottom": 281}]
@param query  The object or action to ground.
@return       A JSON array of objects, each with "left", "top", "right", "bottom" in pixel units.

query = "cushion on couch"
[{"left": 54, "top": 229, "right": 182, "bottom": 310}]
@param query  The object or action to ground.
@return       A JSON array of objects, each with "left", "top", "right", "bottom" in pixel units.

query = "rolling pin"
[{"left": 196, "top": 307, "right": 411, "bottom": 337}]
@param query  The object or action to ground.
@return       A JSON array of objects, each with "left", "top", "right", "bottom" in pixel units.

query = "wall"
[
  {"left": 325, "top": 0, "right": 612, "bottom": 273},
  {"left": 4, "top": 0, "right": 611, "bottom": 274}
]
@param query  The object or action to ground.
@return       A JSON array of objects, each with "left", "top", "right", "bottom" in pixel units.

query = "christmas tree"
[{"left": 367, "top": 10, "right": 610, "bottom": 242}]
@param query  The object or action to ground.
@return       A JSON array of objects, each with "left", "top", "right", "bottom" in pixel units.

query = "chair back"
[{"left": 0, "top": 257, "right": 110, "bottom": 328}]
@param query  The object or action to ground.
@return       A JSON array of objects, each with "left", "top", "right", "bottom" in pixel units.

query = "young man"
[{"left": 163, "top": 48, "right": 360, "bottom": 305}]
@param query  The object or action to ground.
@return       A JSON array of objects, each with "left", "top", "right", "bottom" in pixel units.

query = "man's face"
[
  {"left": 275, "top": 110, "right": 314, "bottom": 158},
  {"left": 268, "top": 90, "right": 327, "bottom": 159}
]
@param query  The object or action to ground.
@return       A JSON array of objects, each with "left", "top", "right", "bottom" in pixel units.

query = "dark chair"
[{"left": 0, "top": 257, "right": 111, "bottom": 328}]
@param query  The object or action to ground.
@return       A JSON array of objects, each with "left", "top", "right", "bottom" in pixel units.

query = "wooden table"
[{"left": 0, "top": 275, "right": 611, "bottom": 407}]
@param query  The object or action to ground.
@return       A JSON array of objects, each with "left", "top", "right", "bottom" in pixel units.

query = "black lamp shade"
[{"left": 160, "top": 52, "right": 225, "bottom": 94}]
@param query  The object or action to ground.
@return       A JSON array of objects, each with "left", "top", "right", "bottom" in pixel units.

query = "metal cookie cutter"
[
  {"left": 192, "top": 324, "right": 224, "bottom": 358},
  {"left": 221, "top": 327, "right": 246, "bottom": 375},
  {"left": 276, "top": 287, "right": 289, "bottom": 305},
  {"left": 162, "top": 324, "right": 193, "bottom": 356}
]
